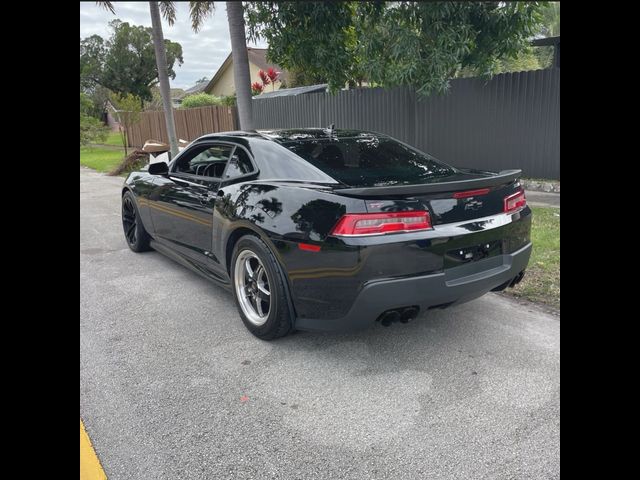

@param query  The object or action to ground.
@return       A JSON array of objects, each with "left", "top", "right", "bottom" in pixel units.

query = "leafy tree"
[
  {"left": 80, "top": 93, "right": 109, "bottom": 146},
  {"left": 288, "top": 67, "right": 326, "bottom": 88},
  {"left": 80, "top": 18, "right": 183, "bottom": 104},
  {"left": 532, "top": 2, "right": 559, "bottom": 68},
  {"left": 110, "top": 93, "right": 142, "bottom": 156},
  {"left": 459, "top": 2, "right": 559, "bottom": 76},
  {"left": 81, "top": 84, "right": 113, "bottom": 119},
  {"left": 540, "top": 1, "right": 560, "bottom": 37},
  {"left": 245, "top": 1, "right": 545, "bottom": 95},
  {"left": 181, "top": 93, "right": 223, "bottom": 108},
  {"left": 458, "top": 47, "right": 543, "bottom": 77},
  {"left": 245, "top": 2, "right": 358, "bottom": 92},
  {"left": 96, "top": 1, "right": 183, "bottom": 157},
  {"left": 80, "top": 34, "right": 106, "bottom": 92}
]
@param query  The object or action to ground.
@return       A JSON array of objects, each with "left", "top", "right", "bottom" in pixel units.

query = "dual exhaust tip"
[{"left": 377, "top": 306, "right": 420, "bottom": 327}]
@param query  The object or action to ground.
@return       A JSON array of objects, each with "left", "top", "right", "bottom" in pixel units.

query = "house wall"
[
  {"left": 209, "top": 61, "right": 285, "bottom": 97},
  {"left": 209, "top": 62, "right": 236, "bottom": 97}
]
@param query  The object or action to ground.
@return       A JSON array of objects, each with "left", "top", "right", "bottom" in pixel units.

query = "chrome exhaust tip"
[
  {"left": 400, "top": 307, "right": 419, "bottom": 323},
  {"left": 379, "top": 310, "right": 400, "bottom": 327}
]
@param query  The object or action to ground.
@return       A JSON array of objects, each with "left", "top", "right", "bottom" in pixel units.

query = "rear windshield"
[{"left": 280, "top": 135, "right": 456, "bottom": 187}]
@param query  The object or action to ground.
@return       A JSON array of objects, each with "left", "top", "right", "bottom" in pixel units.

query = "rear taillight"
[
  {"left": 453, "top": 188, "right": 490, "bottom": 199},
  {"left": 330, "top": 211, "right": 432, "bottom": 237},
  {"left": 504, "top": 188, "right": 527, "bottom": 213}
]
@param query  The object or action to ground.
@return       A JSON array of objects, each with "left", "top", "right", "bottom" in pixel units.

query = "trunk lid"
[{"left": 333, "top": 169, "right": 522, "bottom": 225}]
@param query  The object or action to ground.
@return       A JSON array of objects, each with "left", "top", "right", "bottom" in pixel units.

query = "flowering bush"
[
  {"left": 251, "top": 82, "right": 264, "bottom": 96},
  {"left": 256, "top": 68, "right": 281, "bottom": 93},
  {"left": 258, "top": 69, "right": 271, "bottom": 86},
  {"left": 266, "top": 67, "right": 279, "bottom": 83}
]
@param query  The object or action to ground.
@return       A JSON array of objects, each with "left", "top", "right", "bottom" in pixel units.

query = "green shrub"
[
  {"left": 80, "top": 115, "right": 109, "bottom": 146},
  {"left": 220, "top": 94, "right": 236, "bottom": 107},
  {"left": 80, "top": 93, "right": 108, "bottom": 146},
  {"left": 180, "top": 93, "right": 223, "bottom": 109}
]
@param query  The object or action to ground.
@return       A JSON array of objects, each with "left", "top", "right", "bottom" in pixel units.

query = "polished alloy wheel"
[
  {"left": 234, "top": 250, "right": 271, "bottom": 326},
  {"left": 122, "top": 196, "right": 137, "bottom": 245}
]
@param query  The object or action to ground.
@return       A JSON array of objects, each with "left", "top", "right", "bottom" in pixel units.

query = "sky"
[{"left": 79, "top": 1, "right": 267, "bottom": 89}]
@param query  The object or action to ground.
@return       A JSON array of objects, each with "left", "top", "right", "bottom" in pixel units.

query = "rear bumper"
[{"left": 294, "top": 242, "right": 532, "bottom": 331}]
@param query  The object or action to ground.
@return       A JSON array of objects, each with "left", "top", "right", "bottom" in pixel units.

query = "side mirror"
[{"left": 148, "top": 161, "right": 169, "bottom": 176}]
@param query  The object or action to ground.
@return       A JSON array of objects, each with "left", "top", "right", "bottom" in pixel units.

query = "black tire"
[
  {"left": 121, "top": 191, "right": 152, "bottom": 252},
  {"left": 230, "top": 235, "right": 293, "bottom": 340}
]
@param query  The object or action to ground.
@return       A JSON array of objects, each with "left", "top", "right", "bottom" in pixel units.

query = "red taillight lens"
[
  {"left": 453, "top": 188, "right": 490, "bottom": 199},
  {"left": 330, "top": 211, "right": 432, "bottom": 236},
  {"left": 504, "top": 188, "right": 527, "bottom": 213}
]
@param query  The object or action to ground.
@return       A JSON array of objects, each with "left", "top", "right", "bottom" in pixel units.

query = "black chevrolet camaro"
[{"left": 121, "top": 128, "right": 531, "bottom": 339}]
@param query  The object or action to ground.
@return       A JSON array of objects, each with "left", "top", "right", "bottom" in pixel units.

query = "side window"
[
  {"left": 174, "top": 144, "right": 233, "bottom": 177},
  {"left": 224, "top": 147, "right": 255, "bottom": 179}
]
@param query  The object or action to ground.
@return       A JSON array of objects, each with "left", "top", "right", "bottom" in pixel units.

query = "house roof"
[
  {"left": 253, "top": 84, "right": 328, "bottom": 100},
  {"left": 204, "top": 48, "right": 289, "bottom": 94},
  {"left": 179, "top": 81, "right": 208, "bottom": 99}
]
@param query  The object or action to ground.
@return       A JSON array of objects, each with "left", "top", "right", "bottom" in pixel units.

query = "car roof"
[{"left": 194, "top": 128, "right": 384, "bottom": 144}]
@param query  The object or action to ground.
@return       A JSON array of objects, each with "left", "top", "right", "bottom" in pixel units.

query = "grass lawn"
[
  {"left": 503, "top": 206, "right": 560, "bottom": 310},
  {"left": 80, "top": 146, "right": 125, "bottom": 173},
  {"left": 103, "top": 131, "right": 125, "bottom": 147}
]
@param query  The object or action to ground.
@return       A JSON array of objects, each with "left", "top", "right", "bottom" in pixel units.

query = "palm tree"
[
  {"left": 189, "top": 1, "right": 254, "bottom": 130},
  {"left": 149, "top": 1, "right": 179, "bottom": 157},
  {"left": 97, "top": 1, "right": 180, "bottom": 157}
]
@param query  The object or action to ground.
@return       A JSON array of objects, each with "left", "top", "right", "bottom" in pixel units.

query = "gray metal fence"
[{"left": 253, "top": 68, "right": 560, "bottom": 179}]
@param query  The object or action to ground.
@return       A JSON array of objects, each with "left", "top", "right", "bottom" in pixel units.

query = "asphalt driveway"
[{"left": 80, "top": 167, "right": 559, "bottom": 480}]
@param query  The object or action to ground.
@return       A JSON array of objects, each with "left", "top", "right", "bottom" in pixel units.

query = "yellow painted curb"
[{"left": 80, "top": 419, "right": 107, "bottom": 480}]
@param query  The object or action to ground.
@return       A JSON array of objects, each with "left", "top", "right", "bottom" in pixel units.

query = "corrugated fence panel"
[
  {"left": 414, "top": 69, "right": 559, "bottom": 178},
  {"left": 253, "top": 69, "right": 559, "bottom": 179},
  {"left": 125, "top": 71, "right": 558, "bottom": 178},
  {"left": 253, "top": 94, "right": 322, "bottom": 129}
]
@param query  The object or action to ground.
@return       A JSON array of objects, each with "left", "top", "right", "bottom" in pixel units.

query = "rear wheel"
[
  {"left": 122, "top": 191, "right": 151, "bottom": 252},
  {"left": 231, "top": 235, "right": 292, "bottom": 340}
]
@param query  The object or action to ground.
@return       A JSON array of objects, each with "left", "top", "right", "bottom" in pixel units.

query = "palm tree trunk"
[
  {"left": 149, "top": 1, "right": 179, "bottom": 157},
  {"left": 226, "top": 1, "right": 254, "bottom": 130}
]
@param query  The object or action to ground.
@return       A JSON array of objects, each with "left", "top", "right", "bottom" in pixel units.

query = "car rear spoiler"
[{"left": 333, "top": 169, "right": 522, "bottom": 197}]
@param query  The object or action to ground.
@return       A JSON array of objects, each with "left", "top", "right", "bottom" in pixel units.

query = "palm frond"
[
  {"left": 159, "top": 1, "right": 177, "bottom": 26},
  {"left": 189, "top": 1, "right": 216, "bottom": 32},
  {"left": 96, "top": 1, "right": 115, "bottom": 14}
]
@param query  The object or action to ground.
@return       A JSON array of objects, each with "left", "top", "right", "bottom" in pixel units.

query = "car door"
[{"left": 148, "top": 142, "right": 234, "bottom": 270}]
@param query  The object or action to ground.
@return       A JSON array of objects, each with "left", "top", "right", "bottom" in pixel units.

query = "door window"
[
  {"left": 224, "top": 147, "right": 255, "bottom": 179},
  {"left": 174, "top": 144, "right": 233, "bottom": 178}
]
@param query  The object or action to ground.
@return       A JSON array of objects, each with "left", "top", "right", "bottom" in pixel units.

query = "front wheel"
[
  {"left": 122, "top": 191, "right": 152, "bottom": 252},
  {"left": 231, "top": 235, "right": 293, "bottom": 340}
]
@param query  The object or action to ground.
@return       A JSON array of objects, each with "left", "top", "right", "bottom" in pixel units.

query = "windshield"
[{"left": 280, "top": 135, "right": 456, "bottom": 187}]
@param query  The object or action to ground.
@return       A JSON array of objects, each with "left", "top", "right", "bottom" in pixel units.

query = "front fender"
[{"left": 123, "top": 171, "right": 157, "bottom": 235}]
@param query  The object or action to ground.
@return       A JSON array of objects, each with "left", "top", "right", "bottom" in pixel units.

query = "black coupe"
[{"left": 122, "top": 128, "right": 531, "bottom": 339}]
